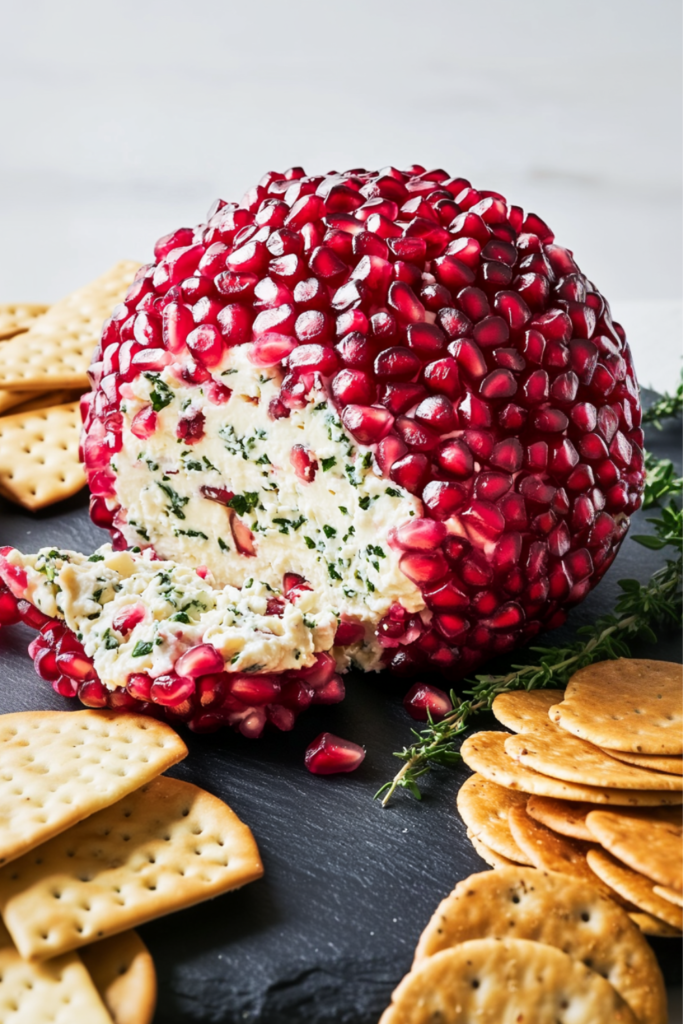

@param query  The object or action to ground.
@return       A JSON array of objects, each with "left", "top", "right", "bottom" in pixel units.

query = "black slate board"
[{"left": 0, "top": 409, "right": 680, "bottom": 1023}]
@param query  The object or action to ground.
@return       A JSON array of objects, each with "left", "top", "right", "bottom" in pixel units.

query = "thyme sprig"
[
  {"left": 642, "top": 374, "right": 683, "bottom": 429},
  {"left": 377, "top": 444, "right": 682, "bottom": 807}
]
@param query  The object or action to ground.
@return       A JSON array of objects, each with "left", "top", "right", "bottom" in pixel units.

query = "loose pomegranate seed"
[
  {"left": 390, "top": 453, "right": 430, "bottom": 494},
  {"left": 305, "top": 733, "right": 365, "bottom": 775},
  {"left": 403, "top": 682, "right": 452, "bottom": 721},
  {"left": 176, "top": 644, "right": 224, "bottom": 678},
  {"left": 394, "top": 517, "right": 447, "bottom": 551}
]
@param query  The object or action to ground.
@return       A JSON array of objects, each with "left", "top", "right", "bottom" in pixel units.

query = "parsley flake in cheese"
[
  {"left": 321, "top": 456, "right": 336, "bottom": 472},
  {"left": 132, "top": 640, "right": 154, "bottom": 658}
]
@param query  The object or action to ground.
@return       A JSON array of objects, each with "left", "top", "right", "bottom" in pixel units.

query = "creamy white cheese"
[
  {"left": 9, "top": 545, "right": 337, "bottom": 689},
  {"left": 110, "top": 346, "right": 425, "bottom": 670}
]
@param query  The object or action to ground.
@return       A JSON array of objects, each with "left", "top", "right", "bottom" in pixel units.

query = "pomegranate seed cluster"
[{"left": 10, "top": 164, "right": 645, "bottom": 734}]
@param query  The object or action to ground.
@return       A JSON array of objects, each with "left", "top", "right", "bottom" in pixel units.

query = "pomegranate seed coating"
[{"left": 79, "top": 164, "right": 644, "bottom": 717}]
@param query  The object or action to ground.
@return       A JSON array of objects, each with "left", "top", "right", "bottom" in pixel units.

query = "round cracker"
[
  {"left": 505, "top": 729, "right": 682, "bottom": 791},
  {"left": 550, "top": 659, "right": 682, "bottom": 754},
  {"left": 507, "top": 804, "right": 623, "bottom": 903},
  {"left": 587, "top": 849, "right": 683, "bottom": 930},
  {"left": 78, "top": 930, "right": 156, "bottom": 1024},
  {"left": 653, "top": 885, "right": 683, "bottom": 908},
  {"left": 600, "top": 749, "right": 683, "bottom": 775},
  {"left": 456, "top": 774, "right": 532, "bottom": 865},
  {"left": 585, "top": 809, "right": 682, "bottom": 892},
  {"left": 412, "top": 867, "right": 666, "bottom": 1024},
  {"left": 380, "top": 938, "right": 637, "bottom": 1024},
  {"left": 459, "top": 732, "right": 683, "bottom": 806},
  {"left": 492, "top": 688, "right": 564, "bottom": 733},
  {"left": 628, "top": 912, "right": 682, "bottom": 938},
  {"left": 467, "top": 831, "right": 522, "bottom": 869},
  {"left": 526, "top": 795, "right": 594, "bottom": 841}
]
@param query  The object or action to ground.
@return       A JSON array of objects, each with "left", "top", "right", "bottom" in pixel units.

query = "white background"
[{"left": 0, "top": 0, "right": 681, "bottom": 1014}]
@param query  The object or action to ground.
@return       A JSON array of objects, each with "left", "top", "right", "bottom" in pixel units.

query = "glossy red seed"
[
  {"left": 403, "top": 683, "right": 452, "bottom": 722},
  {"left": 422, "top": 480, "right": 467, "bottom": 519},
  {"left": 374, "top": 347, "right": 421, "bottom": 382},
  {"left": 436, "top": 438, "right": 473, "bottom": 478},
  {"left": 414, "top": 395, "right": 457, "bottom": 432},
  {"left": 341, "top": 404, "right": 394, "bottom": 445},
  {"left": 290, "top": 444, "right": 318, "bottom": 482},
  {"left": 305, "top": 733, "right": 365, "bottom": 775},
  {"left": 406, "top": 323, "right": 446, "bottom": 358},
  {"left": 390, "top": 453, "right": 431, "bottom": 494},
  {"left": 379, "top": 382, "right": 426, "bottom": 415},
  {"left": 394, "top": 518, "right": 447, "bottom": 551}
]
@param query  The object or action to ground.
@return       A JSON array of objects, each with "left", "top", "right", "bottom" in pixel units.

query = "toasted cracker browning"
[
  {"left": 505, "top": 729, "right": 682, "bottom": 791},
  {"left": 412, "top": 867, "right": 666, "bottom": 1024},
  {"left": 525, "top": 796, "right": 594, "bottom": 841},
  {"left": 381, "top": 938, "right": 637, "bottom": 1024},
  {"left": 467, "top": 832, "right": 521, "bottom": 869},
  {"left": 460, "top": 732, "right": 683, "bottom": 806},
  {"left": 586, "top": 808, "right": 683, "bottom": 892},
  {"left": 587, "top": 849, "right": 683, "bottom": 930},
  {"left": 456, "top": 773, "right": 531, "bottom": 865},
  {"left": 550, "top": 659, "right": 682, "bottom": 755},
  {"left": 491, "top": 689, "right": 563, "bottom": 734},
  {"left": 80, "top": 930, "right": 156, "bottom": 1024},
  {"left": 0, "top": 710, "right": 187, "bottom": 867},
  {"left": 0, "top": 776, "right": 264, "bottom": 961},
  {"left": 601, "top": 749, "right": 683, "bottom": 775},
  {"left": 0, "top": 262, "right": 139, "bottom": 390},
  {"left": 0, "top": 401, "right": 85, "bottom": 509}
]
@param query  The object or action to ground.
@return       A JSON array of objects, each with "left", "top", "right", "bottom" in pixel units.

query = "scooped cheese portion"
[
  {"left": 9, "top": 545, "right": 337, "bottom": 688},
  {"left": 110, "top": 345, "right": 425, "bottom": 671}
]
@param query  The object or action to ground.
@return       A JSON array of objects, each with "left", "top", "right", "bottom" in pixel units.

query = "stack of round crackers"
[
  {"left": 458, "top": 658, "right": 682, "bottom": 938},
  {"left": 380, "top": 865, "right": 667, "bottom": 1023}
]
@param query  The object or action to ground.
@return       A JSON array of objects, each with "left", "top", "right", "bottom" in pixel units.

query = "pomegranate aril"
[
  {"left": 176, "top": 644, "right": 224, "bottom": 678},
  {"left": 379, "top": 382, "right": 426, "bottom": 416},
  {"left": 374, "top": 347, "right": 421, "bottom": 382},
  {"left": 400, "top": 551, "right": 449, "bottom": 584},
  {"left": 394, "top": 517, "right": 447, "bottom": 551},
  {"left": 290, "top": 444, "right": 318, "bottom": 482},
  {"left": 415, "top": 395, "right": 457, "bottom": 432},
  {"left": 390, "top": 453, "right": 430, "bottom": 494},
  {"left": 305, "top": 733, "right": 365, "bottom": 775},
  {"left": 388, "top": 282, "right": 426, "bottom": 324},
  {"left": 403, "top": 683, "right": 452, "bottom": 722},
  {"left": 422, "top": 480, "right": 467, "bottom": 518},
  {"left": 406, "top": 323, "right": 446, "bottom": 359},
  {"left": 151, "top": 674, "right": 196, "bottom": 707}
]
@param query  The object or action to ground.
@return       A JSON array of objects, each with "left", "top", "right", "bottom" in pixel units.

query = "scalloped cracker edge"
[
  {"left": 0, "top": 401, "right": 85, "bottom": 509},
  {"left": 0, "top": 710, "right": 187, "bottom": 867},
  {"left": 0, "top": 262, "right": 139, "bottom": 389},
  {"left": 0, "top": 776, "right": 264, "bottom": 961},
  {"left": 0, "top": 920, "right": 113, "bottom": 1023}
]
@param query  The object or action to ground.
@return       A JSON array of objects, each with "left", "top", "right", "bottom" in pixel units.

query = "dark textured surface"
[{"left": 0, "top": 411, "right": 679, "bottom": 1023}]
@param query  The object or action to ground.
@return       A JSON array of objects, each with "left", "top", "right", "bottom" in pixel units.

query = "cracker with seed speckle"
[
  {"left": 460, "top": 732, "right": 682, "bottom": 806},
  {"left": 0, "top": 776, "right": 264, "bottom": 961},
  {"left": 586, "top": 808, "right": 682, "bottom": 891},
  {"left": 412, "top": 867, "right": 666, "bottom": 1024},
  {"left": 550, "top": 659, "right": 682, "bottom": 755},
  {"left": 457, "top": 773, "right": 531, "bottom": 864},
  {"left": 587, "top": 849, "right": 683, "bottom": 930},
  {"left": 380, "top": 938, "right": 637, "bottom": 1024}
]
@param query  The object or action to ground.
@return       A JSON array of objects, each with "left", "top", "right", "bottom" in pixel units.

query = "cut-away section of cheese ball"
[
  {"left": 0, "top": 544, "right": 347, "bottom": 736},
  {"left": 82, "top": 165, "right": 644, "bottom": 683}
]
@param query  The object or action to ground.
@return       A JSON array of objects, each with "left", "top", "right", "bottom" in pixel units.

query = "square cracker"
[
  {"left": 0, "top": 921, "right": 113, "bottom": 1023},
  {"left": 0, "top": 262, "right": 139, "bottom": 390},
  {"left": 412, "top": 866, "right": 666, "bottom": 1024},
  {"left": 80, "top": 930, "right": 156, "bottom": 1024},
  {"left": 0, "top": 388, "right": 41, "bottom": 416},
  {"left": 0, "top": 303, "right": 49, "bottom": 341},
  {"left": 0, "top": 401, "right": 85, "bottom": 509},
  {"left": 0, "top": 776, "right": 264, "bottom": 961},
  {"left": 0, "top": 709, "right": 187, "bottom": 868}
]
